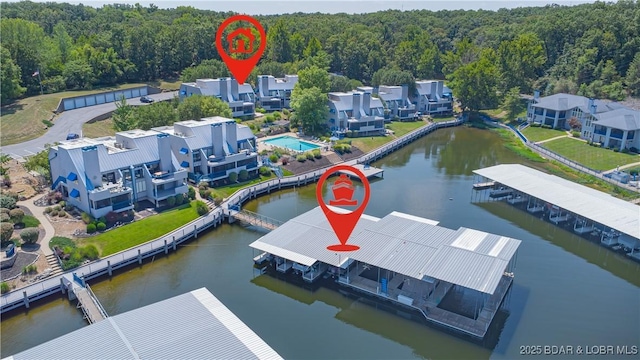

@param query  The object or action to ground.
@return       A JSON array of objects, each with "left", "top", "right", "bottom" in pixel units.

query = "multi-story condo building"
[
  {"left": 179, "top": 78, "right": 255, "bottom": 118},
  {"left": 49, "top": 130, "right": 188, "bottom": 218},
  {"left": 256, "top": 75, "right": 298, "bottom": 111},
  {"left": 527, "top": 92, "right": 640, "bottom": 151},
  {"left": 327, "top": 87, "right": 386, "bottom": 137},
  {"left": 377, "top": 85, "right": 417, "bottom": 121},
  {"left": 413, "top": 80, "right": 453, "bottom": 116},
  {"left": 153, "top": 117, "right": 258, "bottom": 185}
]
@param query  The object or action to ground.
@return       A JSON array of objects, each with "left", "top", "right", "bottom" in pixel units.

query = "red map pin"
[
  {"left": 215, "top": 15, "right": 266, "bottom": 84},
  {"left": 316, "top": 165, "right": 371, "bottom": 252}
]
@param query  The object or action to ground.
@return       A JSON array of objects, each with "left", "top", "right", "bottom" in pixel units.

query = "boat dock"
[
  {"left": 338, "top": 164, "right": 384, "bottom": 179},
  {"left": 473, "top": 164, "right": 640, "bottom": 261},
  {"left": 473, "top": 181, "right": 495, "bottom": 190}
]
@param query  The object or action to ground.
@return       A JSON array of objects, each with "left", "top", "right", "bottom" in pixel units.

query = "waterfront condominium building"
[
  {"left": 327, "top": 87, "right": 386, "bottom": 137},
  {"left": 179, "top": 78, "right": 255, "bottom": 118},
  {"left": 526, "top": 92, "right": 640, "bottom": 151},
  {"left": 413, "top": 80, "right": 453, "bottom": 116},
  {"left": 256, "top": 75, "right": 298, "bottom": 111},
  {"left": 49, "top": 130, "right": 189, "bottom": 218},
  {"left": 377, "top": 84, "right": 418, "bottom": 121},
  {"left": 152, "top": 117, "right": 258, "bottom": 186}
]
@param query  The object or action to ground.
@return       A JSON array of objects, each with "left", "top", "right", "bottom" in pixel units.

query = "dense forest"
[{"left": 1, "top": 0, "right": 639, "bottom": 111}]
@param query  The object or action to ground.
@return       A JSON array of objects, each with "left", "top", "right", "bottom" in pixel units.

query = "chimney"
[
  {"left": 362, "top": 91, "right": 371, "bottom": 115},
  {"left": 219, "top": 78, "right": 228, "bottom": 102},
  {"left": 430, "top": 82, "right": 437, "bottom": 100},
  {"left": 436, "top": 81, "right": 444, "bottom": 96},
  {"left": 230, "top": 78, "right": 239, "bottom": 100},
  {"left": 534, "top": 90, "right": 540, "bottom": 99},
  {"left": 401, "top": 85, "right": 409, "bottom": 107},
  {"left": 260, "top": 75, "right": 269, "bottom": 97},
  {"left": 590, "top": 104, "right": 597, "bottom": 114},
  {"left": 82, "top": 146, "right": 101, "bottom": 188},
  {"left": 226, "top": 121, "right": 238, "bottom": 153},
  {"left": 157, "top": 133, "right": 172, "bottom": 172},
  {"left": 211, "top": 123, "right": 224, "bottom": 157},
  {"left": 352, "top": 92, "right": 361, "bottom": 119}
]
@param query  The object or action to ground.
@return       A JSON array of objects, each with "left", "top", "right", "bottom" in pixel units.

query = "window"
[
  {"left": 102, "top": 172, "right": 116, "bottom": 184},
  {"left": 95, "top": 199, "right": 111, "bottom": 209},
  {"left": 134, "top": 169, "right": 143, "bottom": 179},
  {"left": 122, "top": 169, "right": 132, "bottom": 181},
  {"left": 193, "top": 151, "right": 201, "bottom": 162},
  {"left": 136, "top": 179, "right": 146, "bottom": 193}
]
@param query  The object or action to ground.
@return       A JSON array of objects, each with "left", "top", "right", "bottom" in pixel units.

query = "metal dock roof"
[
  {"left": 473, "top": 164, "right": 640, "bottom": 239},
  {"left": 4, "top": 288, "right": 282, "bottom": 360},
  {"left": 250, "top": 207, "right": 521, "bottom": 294}
]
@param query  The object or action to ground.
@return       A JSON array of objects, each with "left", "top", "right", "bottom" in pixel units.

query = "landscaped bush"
[
  {"left": 167, "top": 196, "right": 176, "bottom": 207},
  {"left": 0, "top": 195, "right": 16, "bottom": 209},
  {"left": 238, "top": 169, "right": 248, "bottom": 181},
  {"left": 260, "top": 149, "right": 268, "bottom": 156},
  {"left": 0, "top": 282, "right": 9, "bottom": 294},
  {"left": 259, "top": 166, "right": 271, "bottom": 177},
  {"left": 0, "top": 208, "right": 9, "bottom": 215},
  {"left": 312, "top": 149, "right": 322, "bottom": 159},
  {"left": 0, "top": 222, "right": 14, "bottom": 242},
  {"left": 305, "top": 152, "right": 314, "bottom": 160},
  {"left": 281, "top": 156, "right": 289, "bottom": 165},
  {"left": 213, "top": 195, "right": 223, "bottom": 206},
  {"left": 530, "top": 122, "right": 542, "bottom": 127},
  {"left": 187, "top": 187, "right": 196, "bottom": 200},
  {"left": 96, "top": 222, "right": 106, "bottom": 231},
  {"left": 0, "top": 213, "right": 9, "bottom": 222},
  {"left": 195, "top": 200, "right": 209, "bottom": 215},
  {"left": 81, "top": 212, "right": 93, "bottom": 224},
  {"left": 9, "top": 209, "right": 24, "bottom": 224},
  {"left": 22, "top": 264, "right": 37, "bottom": 275},
  {"left": 59, "top": 201, "right": 65, "bottom": 208},
  {"left": 80, "top": 244, "right": 99, "bottom": 260},
  {"left": 86, "top": 223, "right": 97, "bottom": 233},
  {"left": 45, "top": 207, "right": 52, "bottom": 213},
  {"left": 333, "top": 144, "right": 352, "bottom": 154},
  {"left": 175, "top": 194, "right": 185, "bottom": 205},
  {"left": 268, "top": 154, "right": 278, "bottom": 163},
  {"left": 613, "top": 148, "right": 620, "bottom": 152},
  {"left": 571, "top": 131, "right": 581, "bottom": 138},
  {"left": 54, "top": 205, "right": 61, "bottom": 212},
  {"left": 296, "top": 154, "right": 307, "bottom": 162},
  {"left": 57, "top": 210, "right": 66, "bottom": 217},
  {"left": 20, "top": 228, "right": 39, "bottom": 244},
  {"left": 64, "top": 203, "right": 73, "bottom": 211},
  {"left": 541, "top": 124, "right": 552, "bottom": 129},
  {"left": 228, "top": 172, "right": 238, "bottom": 183}
]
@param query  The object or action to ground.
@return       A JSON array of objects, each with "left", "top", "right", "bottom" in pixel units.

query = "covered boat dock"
[
  {"left": 249, "top": 207, "right": 521, "bottom": 339},
  {"left": 473, "top": 164, "right": 640, "bottom": 261}
]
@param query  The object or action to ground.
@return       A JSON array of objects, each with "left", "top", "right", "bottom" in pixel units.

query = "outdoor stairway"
[
  {"left": 325, "top": 152, "right": 343, "bottom": 165},
  {"left": 45, "top": 254, "right": 64, "bottom": 276}
]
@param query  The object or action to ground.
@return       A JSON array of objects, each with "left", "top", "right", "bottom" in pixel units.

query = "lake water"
[{"left": 2, "top": 127, "right": 639, "bottom": 359}]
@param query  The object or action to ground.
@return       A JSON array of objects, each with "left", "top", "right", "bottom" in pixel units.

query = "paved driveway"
[{"left": 2, "top": 92, "right": 177, "bottom": 160}]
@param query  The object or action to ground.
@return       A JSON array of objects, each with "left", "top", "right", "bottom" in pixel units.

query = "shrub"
[
  {"left": 0, "top": 208, "right": 9, "bottom": 215},
  {"left": 268, "top": 154, "right": 278, "bottom": 163},
  {"left": 198, "top": 182, "right": 209, "bottom": 191},
  {"left": 273, "top": 111, "right": 282, "bottom": 120},
  {"left": 105, "top": 211, "right": 119, "bottom": 225},
  {"left": 54, "top": 205, "right": 61, "bottom": 212},
  {"left": 621, "top": 148, "right": 630, "bottom": 154},
  {"left": 613, "top": 148, "right": 620, "bottom": 152},
  {"left": 20, "top": 228, "right": 39, "bottom": 244},
  {"left": 57, "top": 210, "right": 66, "bottom": 217},
  {"left": 281, "top": 156, "right": 289, "bottom": 165},
  {"left": 296, "top": 154, "right": 307, "bottom": 162},
  {"left": 0, "top": 282, "right": 9, "bottom": 294},
  {"left": 0, "top": 195, "right": 16, "bottom": 209},
  {"left": 59, "top": 201, "right": 65, "bottom": 208},
  {"left": 541, "top": 124, "right": 552, "bottom": 129},
  {"left": 259, "top": 166, "right": 271, "bottom": 177},
  {"left": 213, "top": 195, "right": 223, "bottom": 206},
  {"left": 228, "top": 172, "right": 238, "bottom": 183},
  {"left": 86, "top": 223, "right": 97, "bottom": 233},
  {"left": 238, "top": 169, "right": 249, "bottom": 181},
  {"left": 64, "top": 203, "right": 73, "bottom": 211},
  {"left": 282, "top": 109, "right": 290, "bottom": 116},
  {"left": 312, "top": 149, "right": 322, "bottom": 159},
  {"left": 259, "top": 149, "right": 268, "bottom": 156},
  {"left": 50, "top": 210, "right": 58, "bottom": 217},
  {"left": 0, "top": 222, "right": 14, "bottom": 242},
  {"left": 305, "top": 152, "right": 314, "bottom": 160},
  {"left": 81, "top": 212, "right": 93, "bottom": 224},
  {"left": 9, "top": 209, "right": 24, "bottom": 224},
  {"left": 22, "top": 265, "right": 37, "bottom": 275},
  {"left": 187, "top": 186, "right": 196, "bottom": 200},
  {"left": 96, "top": 222, "right": 106, "bottom": 231},
  {"left": 175, "top": 194, "right": 185, "bottom": 206},
  {"left": 3, "top": 175, "right": 11, "bottom": 187},
  {"left": 0, "top": 213, "right": 9, "bottom": 222},
  {"left": 45, "top": 207, "right": 52, "bottom": 213},
  {"left": 167, "top": 196, "right": 176, "bottom": 207},
  {"left": 80, "top": 244, "right": 99, "bottom": 260},
  {"left": 195, "top": 200, "right": 209, "bottom": 215},
  {"left": 571, "top": 131, "right": 581, "bottom": 138}
]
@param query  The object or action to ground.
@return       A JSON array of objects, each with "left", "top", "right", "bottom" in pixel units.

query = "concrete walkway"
[
  {"left": 17, "top": 196, "right": 54, "bottom": 256},
  {"left": 604, "top": 161, "right": 640, "bottom": 173},
  {"left": 535, "top": 134, "right": 568, "bottom": 144}
]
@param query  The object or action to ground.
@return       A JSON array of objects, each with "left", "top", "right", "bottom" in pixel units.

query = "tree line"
[{"left": 1, "top": 0, "right": 639, "bottom": 111}]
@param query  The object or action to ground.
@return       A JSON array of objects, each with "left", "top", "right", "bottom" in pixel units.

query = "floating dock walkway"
[{"left": 338, "top": 164, "right": 384, "bottom": 179}]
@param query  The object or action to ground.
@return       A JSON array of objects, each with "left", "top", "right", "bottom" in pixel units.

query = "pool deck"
[
  {"left": 257, "top": 132, "right": 331, "bottom": 154},
  {"left": 338, "top": 164, "right": 384, "bottom": 179}
]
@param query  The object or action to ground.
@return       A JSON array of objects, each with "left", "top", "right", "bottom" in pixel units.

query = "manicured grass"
[
  {"left": 210, "top": 174, "right": 276, "bottom": 199},
  {"left": 82, "top": 118, "right": 115, "bottom": 138},
  {"left": 80, "top": 201, "right": 200, "bottom": 256},
  {"left": 149, "top": 79, "right": 182, "bottom": 91},
  {"left": 521, "top": 126, "right": 567, "bottom": 143},
  {"left": 1, "top": 83, "right": 146, "bottom": 145},
  {"left": 351, "top": 120, "right": 428, "bottom": 152},
  {"left": 542, "top": 137, "right": 640, "bottom": 171},
  {"left": 21, "top": 215, "right": 40, "bottom": 228}
]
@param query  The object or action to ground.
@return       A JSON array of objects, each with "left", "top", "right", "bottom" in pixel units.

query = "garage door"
[
  {"left": 132, "top": 89, "right": 140, "bottom": 97},
  {"left": 105, "top": 93, "right": 115, "bottom": 102},
  {"left": 140, "top": 87, "right": 148, "bottom": 96},
  {"left": 75, "top": 98, "right": 86, "bottom": 108},
  {"left": 86, "top": 96, "right": 96, "bottom": 106},
  {"left": 96, "top": 94, "right": 106, "bottom": 104},
  {"left": 64, "top": 99, "right": 76, "bottom": 111}
]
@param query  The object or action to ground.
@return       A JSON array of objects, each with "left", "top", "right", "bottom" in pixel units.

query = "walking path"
[
  {"left": 17, "top": 196, "right": 54, "bottom": 256},
  {"left": 605, "top": 161, "right": 640, "bottom": 173},
  {"left": 535, "top": 134, "right": 569, "bottom": 144}
]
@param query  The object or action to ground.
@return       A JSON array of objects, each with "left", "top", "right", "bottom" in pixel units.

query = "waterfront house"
[
  {"left": 152, "top": 117, "right": 258, "bottom": 185},
  {"left": 179, "top": 78, "right": 255, "bottom": 118},
  {"left": 526, "top": 92, "right": 640, "bottom": 151},
  {"left": 256, "top": 75, "right": 298, "bottom": 111},
  {"left": 413, "top": 80, "right": 453, "bottom": 116},
  {"left": 378, "top": 85, "right": 417, "bottom": 121},
  {"left": 327, "top": 88, "right": 386, "bottom": 137},
  {"left": 49, "top": 130, "right": 188, "bottom": 218}
]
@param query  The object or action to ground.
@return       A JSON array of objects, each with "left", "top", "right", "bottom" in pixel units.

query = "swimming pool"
[{"left": 263, "top": 136, "right": 321, "bottom": 152}]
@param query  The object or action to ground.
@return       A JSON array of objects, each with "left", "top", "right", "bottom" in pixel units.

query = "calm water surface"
[{"left": 2, "top": 127, "right": 639, "bottom": 359}]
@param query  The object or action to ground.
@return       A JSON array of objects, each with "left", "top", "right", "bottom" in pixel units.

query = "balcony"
[
  {"left": 89, "top": 182, "right": 132, "bottom": 201},
  {"left": 154, "top": 185, "right": 188, "bottom": 200},
  {"left": 151, "top": 169, "right": 188, "bottom": 185},
  {"left": 112, "top": 200, "right": 133, "bottom": 211}
]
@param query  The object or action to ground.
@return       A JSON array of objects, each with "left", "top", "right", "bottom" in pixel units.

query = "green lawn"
[
  {"left": 1, "top": 83, "right": 146, "bottom": 145},
  {"left": 542, "top": 137, "right": 640, "bottom": 171},
  {"left": 79, "top": 201, "right": 200, "bottom": 256},
  {"left": 210, "top": 173, "right": 276, "bottom": 199},
  {"left": 351, "top": 120, "right": 428, "bottom": 152},
  {"left": 82, "top": 118, "right": 115, "bottom": 138},
  {"left": 21, "top": 215, "right": 40, "bottom": 228},
  {"left": 521, "top": 126, "right": 567, "bottom": 143}
]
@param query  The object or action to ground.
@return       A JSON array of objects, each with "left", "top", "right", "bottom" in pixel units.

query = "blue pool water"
[{"left": 263, "top": 136, "right": 321, "bottom": 152}]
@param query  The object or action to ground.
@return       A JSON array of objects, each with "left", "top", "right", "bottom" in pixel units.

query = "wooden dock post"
[
  {"left": 172, "top": 236, "right": 177, "bottom": 251},
  {"left": 23, "top": 291, "right": 29, "bottom": 309},
  {"left": 164, "top": 239, "right": 168, "bottom": 254},
  {"left": 107, "top": 260, "right": 112, "bottom": 276},
  {"left": 60, "top": 278, "right": 66, "bottom": 294},
  {"left": 194, "top": 224, "right": 197, "bottom": 238},
  {"left": 138, "top": 249, "right": 142, "bottom": 264}
]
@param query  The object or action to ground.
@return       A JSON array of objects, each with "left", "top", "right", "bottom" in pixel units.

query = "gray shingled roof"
[
  {"left": 5, "top": 288, "right": 282, "bottom": 360},
  {"left": 250, "top": 207, "right": 521, "bottom": 294},
  {"left": 530, "top": 93, "right": 624, "bottom": 113},
  {"left": 593, "top": 108, "right": 640, "bottom": 131}
]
